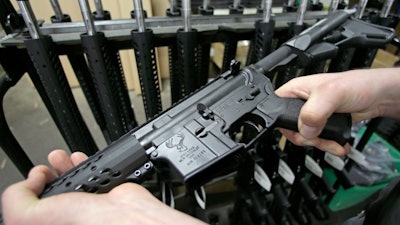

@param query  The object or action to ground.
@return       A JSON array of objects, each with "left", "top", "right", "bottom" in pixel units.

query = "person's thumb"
[{"left": 298, "top": 90, "right": 340, "bottom": 139}]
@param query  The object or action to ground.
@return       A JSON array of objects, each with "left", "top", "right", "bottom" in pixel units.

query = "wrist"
[{"left": 375, "top": 68, "right": 400, "bottom": 119}]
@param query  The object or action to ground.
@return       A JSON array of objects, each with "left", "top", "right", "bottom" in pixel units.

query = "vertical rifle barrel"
[
  {"left": 233, "top": 0, "right": 241, "bottom": 9},
  {"left": 263, "top": 0, "right": 273, "bottom": 23},
  {"left": 296, "top": 0, "right": 308, "bottom": 26},
  {"left": 182, "top": 0, "right": 192, "bottom": 32},
  {"left": 94, "top": 0, "right": 104, "bottom": 18},
  {"left": 78, "top": 0, "right": 96, "bottom": 35},
  {"left": 203, "top": 0, "right": 210, "bottom": 9},
  {"left": 17, "top": 0, "right": 41, "bottom": 39},
  {"left": 380, "top": 0, "right": 394, "bottom": 18},
  {"left": 50, "top": 0, "right": 63, "bottom": 20},
  {"left": 356, "top": 0, "right": 368, "bottom": 19},
  {"left": 170, "top": 0, "right": 178, "bottom": 13},
  {"left": 134, "top": 0, "right": 146, "bottom": 32},
  {"left": 329, "top": 0, "right": 340, "bottom": 14}
]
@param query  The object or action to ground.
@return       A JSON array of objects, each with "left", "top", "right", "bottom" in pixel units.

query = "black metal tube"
[
  {"left": 78, "top": 0, "right": 137, "bottom": 141},
  {"left": 176, "top": 0, "right": 201, "bottom": 97},
  {"left": 222, "top": 0, "right": 245, "bottom": 72},
  {"left": 221, "top": 36, "right": 238, "bottom": 73},
  {"left": 176, "top": 29, "right": 200, "bottom": 96},
  {"left": 49, "top": 0, "right": 111, "bottom": 143},
  {"left": 131, "top": 0, "right": 162, "bottom": 120},
  {"left": 165, "top": 0, "right": 181, "bottom": 104},
  {"left": 274, "top": 0, "right": 307, "bottom": 88},
  {"left": 18, "top": 0, "right": 98, "bottom": 155},
  {"left": 246, "top": 0, "right": 275, "bottom": 66}
]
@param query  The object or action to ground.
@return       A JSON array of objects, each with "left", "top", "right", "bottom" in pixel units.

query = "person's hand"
[
  {"left": 275, "top": 68, "right": 400, "bottom": 155},
  {"left": 1, "top": 150, "right": 207, "bottom": 225}
]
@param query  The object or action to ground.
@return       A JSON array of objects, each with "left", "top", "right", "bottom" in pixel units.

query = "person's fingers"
[
  {"left": 275, "top": 75, "right": 341, "bottom": 139},
  {"left": 2, "top": 166, "right": 52, "bottom": 224},
  {"left": 298, "top": 82, "right": 346, "bottom": 139},
  {"left": 313, "top": 139, "right": 349, "bottom": 156},
  {"left": 275, "top": 75, "right": 325, "bottom": 99},
  {"left": 279, "top": 129, "right": 349, "bottom": 156},
  {"left": 70, "top": 152, "right": 88, "bottom": 166},
  {"left": 28, "top": 165, "right": 56, "bottom": 185},
  {"left": 48, "top": 150, "right": 74, "bottom": 176}
]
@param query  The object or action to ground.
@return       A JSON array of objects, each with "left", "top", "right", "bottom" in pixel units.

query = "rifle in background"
[
  {"left": 17, "top": 0, "right": 98, "bottom": 155},
  {"left": 78, "top": 0, "right": 137, "bottom": 142},
  {"left": 131, "top": 0, "right": 162, "bottom": 120}
]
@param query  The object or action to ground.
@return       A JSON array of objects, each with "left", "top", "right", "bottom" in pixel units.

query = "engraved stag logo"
[{"left": 166, "top": 133, "right": 188, "bottom": 152}]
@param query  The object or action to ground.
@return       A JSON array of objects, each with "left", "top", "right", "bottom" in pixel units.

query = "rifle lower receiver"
[
  {"left": 41, "top": 62, "right": 351, "bottom": 197},
  {"left": 40, "top": 11, "right": 397, "bottom": 198}
]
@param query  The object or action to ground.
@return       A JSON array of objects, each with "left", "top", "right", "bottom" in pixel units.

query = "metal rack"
[{"left": 0, "top": 0, "right": 399, "bottom": 224}]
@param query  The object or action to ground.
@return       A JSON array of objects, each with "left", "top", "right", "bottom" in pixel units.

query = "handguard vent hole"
[
  {"left": 112, "top": 171, "right": 121, "bottom": 177},
  {"left": 100, "top": 179, "right": 110, "bottom": 186},
  {"left": 94, "top": 155, "right": 103, "bottom": 162},
  {"left": 100, "top": 168, "right": 111, "bottom": 174}
]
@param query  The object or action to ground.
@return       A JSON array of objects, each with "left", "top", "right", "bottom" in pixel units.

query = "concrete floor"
[{"left": 0, "top": 74, "right": 172, "bottom": 211}]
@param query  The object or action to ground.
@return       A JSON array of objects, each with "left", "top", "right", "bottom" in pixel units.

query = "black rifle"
[
  {"left": 176, "top": 0, "right": 202, "bottom": 98},
  {"left": 131, "top": 0, "right": 162, "bottom": 120},
  {"left": 308, "top": 148, "right": 337, "bottom": 197},
  {"left": 78, "top": 0, "right": 137, "bottom": 142},
  {"left": 349, "top": 0, "right": 396, "bottom": 69},
  {"left": 246, "top": 0, "right": 275, "bottom": 66},
  {"left": 49, "top": 0, "right": 111, "bottom": 143},
  {"left": 17, "top": 0, "right": 98, "bottom": 155},
  {"left": 254, "top": 133, "right": 296, "bottom": 225},
  {"left": 40, "top": 11, "right": 378, "bottom": 199},
  {"left": 33, "top": 16, "right": 394, "bottom": 225},
  {"left": 166, "top": 0, "right": 182, "bottom": 104},
  {"left": 231, "top": 149, "right": 277, "bottom": 225},
  {"left": 274, "top": 0, "right": 308, "bottom": 88},
  {"left": 197, "top": 0, "right": 213, "bottom": 89},
  {"left": 327, "top": 0, "right": 368, "bottom": 73},
  {"left": 221, "top": 0, "right": 245, "bottom": 73},
  {"left": 301, "top": 0, "right": 339, "bottom": 76},
  {"left": 285, "top": 142, "right": 328, "bottom": 224}
]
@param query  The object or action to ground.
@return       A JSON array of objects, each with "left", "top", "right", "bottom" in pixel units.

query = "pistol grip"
[
  {"left": 258, "top": 97, "right": 351, "bottom": 146},
  {"left": 281, "top": 98, "right": 351, "bottom": 146}
]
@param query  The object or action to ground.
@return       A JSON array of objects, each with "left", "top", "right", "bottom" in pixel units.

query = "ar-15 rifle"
[
  {"left": 40, "top": 11, "right": 393, "bottom": 203},
  {"left": 17, "top": 0, "right": 99, "bottom": 155}
]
